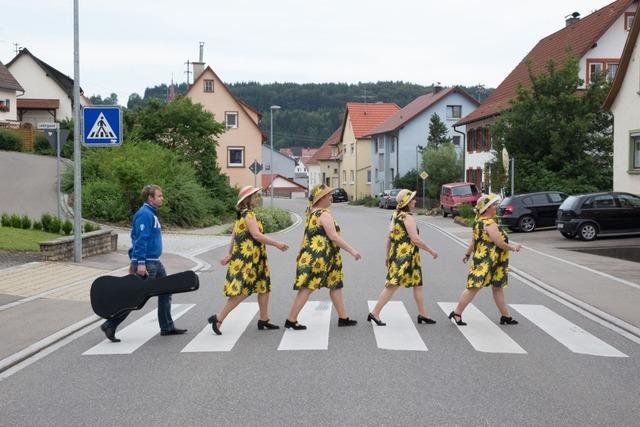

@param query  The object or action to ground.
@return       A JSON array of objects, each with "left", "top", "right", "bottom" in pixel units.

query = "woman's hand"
[
  {"left": 510, "top": 243, "right": 522, "bottom": 252},
  {"left": 462, "top": 254, "right": 470, "bottom": 264},
  {"left": 220, "top": 254, "right": 232, "bottom": 266},
  {"left": 351, "top": 250, "right": 362, "bottom": 261},
  {"left": 277, "top": 241, "right": 289, "bottom": 251},
  {"left": 430, "top": 250, "right": 439, "bottom": 260}
]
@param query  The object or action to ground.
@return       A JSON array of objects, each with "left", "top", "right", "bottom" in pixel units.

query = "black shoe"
[
  {"left": 417, "top": 315, "right": 436, "bottom": 324},
  {"left": 160, "top": 328, "right": 187, "bottom": 336},
  {"left": 257, "top": 319, "right": 280, "bottom": 330},
  {"left": 366, "top": 313, "right": 386, "bottom": 326},
  {"left": 500, "top": 316, "right": 519, "bottom": 325},
  {"left": 448, "top": 311, "right": 467, "bottom": 326},
  {"left": 284, "top": 319, "right": 307, "bottom": 330},
  {"left": 100, "top": 323, "right": 121, "bottom": 343},
  {"left": 338, "top": 317, "right": 357, "bottom": 327},
  {"left": 208, "top": 314, "right": 222, "bottom": 335}
]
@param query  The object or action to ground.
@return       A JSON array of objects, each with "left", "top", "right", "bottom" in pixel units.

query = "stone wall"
[{"left": 39, "top": 230, "right": 118, "bottom": 261}]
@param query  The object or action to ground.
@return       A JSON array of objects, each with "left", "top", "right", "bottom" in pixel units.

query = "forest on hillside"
[{"left": 126, "top": 81, "right": 493, "bottom": 149}]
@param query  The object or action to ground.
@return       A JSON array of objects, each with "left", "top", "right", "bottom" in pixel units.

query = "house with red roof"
[
  {"left": 306, "top": 127, "right": 342, "bottom": 190},
  {"left": 261, "top": 173, "right": 307, "bottom": 199},
  {"left": 0, "top": 60, "right": 23, "bottom": 122},
  {"left": 456, "top": 0, "right": 637, "bottom": 189},
  {"left": 338, "top": 102, "right": 400, "bottom": 200},
  {"left": 603, "top": 5, "right": 640, "bottom": 193},
  {"left": 366, "top": 86, "right": 479, "bottom": 195}
]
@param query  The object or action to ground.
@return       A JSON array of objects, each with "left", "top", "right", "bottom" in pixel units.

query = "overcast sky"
[{"left": 0, "top": 0, "right": 615, "bottom": 105}]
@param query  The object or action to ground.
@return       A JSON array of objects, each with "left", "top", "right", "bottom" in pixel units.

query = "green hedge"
[
  {"left": 0, "top": 129, "right": 22, "bottom": 152},
  {"left": 348, "top": 195, "right": 379, "bottom": 207},
  {"left": 254, "top": 207, "right": 293, "bottom": 233}
]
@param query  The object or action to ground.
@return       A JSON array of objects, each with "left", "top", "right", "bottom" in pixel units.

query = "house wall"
[
  {"left": 0, "top": 88, "right": 18, "bottom": 121},
  {"left": 340, "top": 116, "right": 357, "bottom": 199},
  {"left": 310, "top": 160, "right": 340, "bottom": 190},
  {"left": 187, "top": 68, "right": 263, "bottom": 189},
  {"left": 262, "top": 144, "right": 296, "bottom": 178},
  {"left": 7, "top": 55, "right": 73, "bottom": 124},
  {"left": 610, "top": 31, "right": 640, "bottom": 194},
  {"left": 355, "top": 137, "right": 372, "bottom": 199}
]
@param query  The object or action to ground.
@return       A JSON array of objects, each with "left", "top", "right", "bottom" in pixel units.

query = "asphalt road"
[{"left": 1, "top": 199, "right": 638, "bottom": 426}]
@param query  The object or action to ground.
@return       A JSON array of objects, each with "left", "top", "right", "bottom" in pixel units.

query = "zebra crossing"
[{"left": 82, "top": 301, "right": 629, "bottom": 358}]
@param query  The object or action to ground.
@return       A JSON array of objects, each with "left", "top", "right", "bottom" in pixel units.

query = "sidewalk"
[{"left": 422, "top": 215, "right": 640, "bottom": 334}]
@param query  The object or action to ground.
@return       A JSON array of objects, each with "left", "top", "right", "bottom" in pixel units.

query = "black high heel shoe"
[
  {"left": 284, "top": 319, "right": 307, "bottom": 330},
  {"left": 338, "top": 317, "right": 357, "bottom": 327},
  {"left": 257, "top": 319, "right": 280, "bottom": 330},
  {"left": 366, "top": 313, "right": 386, "bottom": 326},
  {"left": 207, "top": 314, "right": 222, "bottom": 335},
  {"left": 500, "top": 316, "right": 518, "bottom": 325},
  {"left": 417, "top": 315, "right": 436, "bottom": 324},
  {"left": 448, "top": 311, "right": 467, "bottom": 326}
]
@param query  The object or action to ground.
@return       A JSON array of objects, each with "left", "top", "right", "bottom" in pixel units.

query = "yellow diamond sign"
[{"left": 420, "top": 171, "right": 429, "bottom": 180}]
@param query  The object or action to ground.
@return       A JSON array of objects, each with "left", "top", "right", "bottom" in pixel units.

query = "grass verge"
[{"left": 0, "top": 227, "right": 62, "bottom": 251}]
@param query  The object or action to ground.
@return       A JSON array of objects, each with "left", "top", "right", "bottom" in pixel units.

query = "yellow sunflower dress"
[
  {"left": 294, "top": 209, "right": 343, "bottom": 290},
  {"left": 385, "top": 212, "right": 422, "bottom": 288},
  {"left": 223, "top": 209, "right": 270, "bottom": 297},
  {"left": 467, "top": 217, "right": 509, "bottom": 288}
]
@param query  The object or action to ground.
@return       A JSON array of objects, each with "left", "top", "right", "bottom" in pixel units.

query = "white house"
[
  {"left": 0, "top": 60, "right": 23, "bottom": 122},
  {"left": 456, "top": 0, "right": 637, "bottom": 189},
  {"left": 6, "top": 48, "right": 90, "bottom": 126},
  {"left": 366, "top": 86, "right": 479, "bottom": 195},
  {"left": 604, "top": 6, "right": 640, "bottom": 193}
]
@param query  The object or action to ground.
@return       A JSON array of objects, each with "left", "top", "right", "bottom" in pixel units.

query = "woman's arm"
[
  {"left": 463, "top": 238, "right": 474, "bottom": 263},
  {"left": 246, "top": 214, "right": 289, "bottom": 251},
  {"left": 319, "top": 212, "right": 361, "bottom": 260},
  {"left": 385, "top": 222, "right": 392, "bottom": 266},
  {"left": 220, "top": 230, "right": 235, "bottom": 265},
  {"left": 404, "top": 215, "right": 438, "bottom": 259},
  {"left": 486, "top": 223, "right": 521, "bottom": 252}
]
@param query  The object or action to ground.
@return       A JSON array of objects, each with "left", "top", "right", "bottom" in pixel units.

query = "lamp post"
[
  {"left": 269, "top": 105, "right": 281, "bottom": 207},
  {"left": 415, "top": 144, "right": 423, "bottom": 193}
]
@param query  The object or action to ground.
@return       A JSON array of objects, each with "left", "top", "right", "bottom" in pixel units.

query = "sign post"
[
  {"left": 38, "top": 123, "right": 67, "bottom": 219},
  {"left": 420, "top": 171, "right": 429, "bottom": 209},
  {"left": 249, "top": 160, "right": 263, "bottom": 188}
]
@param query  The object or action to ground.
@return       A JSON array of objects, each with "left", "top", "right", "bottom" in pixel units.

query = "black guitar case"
[{"left": 90, "top": 270, "right": 199, "bottom": 319}]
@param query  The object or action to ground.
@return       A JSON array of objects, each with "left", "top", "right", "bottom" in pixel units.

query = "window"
[
  {"left": 390, "top": 139, "right": 395, "bottom": 153},
  {"left": 589, "top": 62, "right": 604, "bottom": 83},
  {"left": 342, "top": 170, "right": 347, "bottom": 182},
  {"left": 333, "top": 168, "right": 338, "bottom": 174},
  {"left": 367, "top": 170, "right": 371, "bottom": 183},
  {"left": 606, "top": 63, "right": 618, "bottom": 81},
  {"left": 390, "top": 168, "right": 394, "bottom": 179},
  {"left": 350, "top": 170, "right": 354, "bottom": 183},
  {"left": 331, "top": 147, "right": 337, "bottom": 158},
  {"left": 452, "top": 135, "right": 461, "bottom": 146},
  {"left": 523, "top": 194, "right": 549, "bottom": 206},
  {"left": 227, "top": 147, "right": 244, "bottom": 167},
  {"left": 0, "top": 99, "right": 9, "bottom": 112},
  {"left": 203, "top": 80, "right": 214, "bottom": 92},
  {"left": 225, "top": 111, "right": 238, "bottom": 129},
  {"left": 625, "top": 12, "right": 635, "bottom": 31},
  {"left": 617, "top": 194, "right": 640, "bottom": 207},
  {"left": 350, "top": 143, "right": 355, "bottom": 155},
  {"left": 378, "top": 153, "right": 384, "bottom": 170},
  {"left": 586, "top": 59, "right": 619, "bottom": 84},
  {"left": 549, "top": 193, "right": 565, "bottom": 203},
  {"left": 467, "top": 129, "right": 475, "bottom": 152},
  {"left": 377, "top": 138, "right": 384, "bottom": 152},
  {"left": 592, "top": 195, "right": 615, "bottom": 208},
  {"left": 446, "top": 105, "right": 462, "bottom": 119},
  {"left": 466, "top": 168, "right": 482, "bottom": 187},
  {"left": 632, "top": 133, "right": 640, "bottom": 170}
]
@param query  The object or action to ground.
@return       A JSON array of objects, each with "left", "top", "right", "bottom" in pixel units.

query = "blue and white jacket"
[{"left": 128, "top": 202, "right": 163, "bottom": 265}]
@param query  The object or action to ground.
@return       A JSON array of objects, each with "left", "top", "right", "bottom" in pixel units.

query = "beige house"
[
  {"left": 185, "top": 66, "right": 265, "bottom": 188},
  {"left": 338, "top": 102, "right": 399, "bottom": 200},
  {"left": 0, "top": 60, "right": 23, "bottom": 122},
  {"left": 604, "top": 5, "right": 640, "bottom": 193},
  {"left": 307, "top": 127, "right": 342, "bottom": 190}
]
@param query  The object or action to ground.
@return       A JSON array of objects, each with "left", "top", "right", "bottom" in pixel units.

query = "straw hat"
[
  {"left": 396, "top": 189, "right": 417, "bottom": 209},
  {"left": 236, "top": 186, "right": 261, "bottom": 207},
  {"left": 475, "top": 193, "right": 501, "bottom": 215},
  {"left": 309, "top": 184, "right": 334, "bottom": 206}
]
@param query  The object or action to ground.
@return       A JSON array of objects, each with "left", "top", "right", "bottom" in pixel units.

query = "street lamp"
[
  {"left": 269, "top": 105, "right": 281, "bottom": 207},
  {"left": 415, "top": 144, "right": 424, "bottom": 192}
]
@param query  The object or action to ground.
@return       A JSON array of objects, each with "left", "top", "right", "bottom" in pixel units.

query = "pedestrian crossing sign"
[{"left": 82, "top": 106, "right": 122, "bottom": 146}]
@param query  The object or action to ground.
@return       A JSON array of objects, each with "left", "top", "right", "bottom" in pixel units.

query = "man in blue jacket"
[{"left": 100, "top": 184, "right": 187, "bottom": 342}]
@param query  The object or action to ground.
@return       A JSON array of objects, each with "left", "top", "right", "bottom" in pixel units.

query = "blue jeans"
[{"left": 102, "top": 261, "right": 175, "bottom": 332}]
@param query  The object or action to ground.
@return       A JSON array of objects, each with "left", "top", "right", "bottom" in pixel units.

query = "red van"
[{"left": 440, "top": 182, "right": 481, "bottom": 217}]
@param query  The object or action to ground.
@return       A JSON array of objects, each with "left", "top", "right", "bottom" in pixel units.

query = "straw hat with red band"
[
  {"left": 236, "top": 186, "right": 261, "bottom": 207},
  {"left": 308, "top": 184, "right": 334, "bottom": 206},
  {"left": 396, "top": 189, "right": 417, "bottom": 210}
]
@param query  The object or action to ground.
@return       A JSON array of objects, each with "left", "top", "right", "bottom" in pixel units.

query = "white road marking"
[
  {"left": 277, "top": 301, "right": 332, "bottom": 351},
  {"left": 367, "top": 301, "right": 428, "bottom": 351},
  {"left": 83, "top": 304, "right": 194, "bottom": 355},
  {"left": 438, "top": 302, "right": 527, "bottom": 354},
  {"left": 181, "top": 302, "right": 258, "bottom": 352},
  {"left": 510, "top": 304, "right": 627, "bottom": 358}
]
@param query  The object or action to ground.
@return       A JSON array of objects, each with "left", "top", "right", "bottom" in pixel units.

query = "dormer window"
[
  {"left": 586, "top": 59, "right": 619, "bottom": 84},
  {"left": 203, "top": 79, "right": 214, "bottom": 92},
  {"left": 624, "top": 12, "right": 635, "bottom": 31}
]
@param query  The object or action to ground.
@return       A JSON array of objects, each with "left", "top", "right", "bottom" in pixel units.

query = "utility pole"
[
  {"left": 73, "top": 0, "right": 82, "bottom": 262},
  {"left": 184, "top": 60, "right": 192, "bottom": 85},
  {"left": 13, "top": 43, "right": 20, "bottom": 55},
  {"left": 359, "top": 87, "right": 375, "bottom": 103}
]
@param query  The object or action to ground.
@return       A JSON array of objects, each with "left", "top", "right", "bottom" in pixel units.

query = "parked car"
[
  {"left": 556, "top": 192, "right": 640, "bottom": 241},
  {"left": 379, "top": 189, "right": 401, "bottom": 209},
  {"left": 497, "top": 191, "right": 568, "bottom": 232},
  {"left": 332, "top": 188, "right": 349, "bottom": 203},
  {"left": 440, "top": 182, "right": 481, "bottom": 217}
]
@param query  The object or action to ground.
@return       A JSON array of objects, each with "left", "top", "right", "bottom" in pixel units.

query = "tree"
[
  {"left": 421, "top": 143, "right": 463, "bottom": 198},
  {"left": 426, "top": 113, "right": 451, "bottom": 148},
  {"left": 89, "top": 93, "right": 118, "bottom": 105},
  {"left": 127, "top": 93, "right": 144, "bottom": 110},
  {"left": 490, "top": 54, "right": 613, "bottom": 194}
]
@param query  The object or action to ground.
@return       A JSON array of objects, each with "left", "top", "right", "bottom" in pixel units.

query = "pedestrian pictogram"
[
  {"left": 87, "top": 113, "right": 116, "bottom": 139},
  {"left": 82, "top": 106, "right": 123, "bottom": 147}
]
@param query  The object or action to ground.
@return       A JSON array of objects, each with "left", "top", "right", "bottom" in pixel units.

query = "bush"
[
  {"left": 10, "top": 214, "right": 21, "bottom": 228},
  {"left": 348, "top": 195, "right": 379, "bottom": 207},
  {"left": 34, "top": 133, "right": 55, "bottom": 156},
  {"left": 1, "top": 213, "right": 10, "bottom": 227},
  {"left": 41, "top": 214, "right": 53, "bottom": 232},
  {"left": 82, "top": 180, "right": 129, "bottom": 222},
  {"left": 62, "top": 219, "right": 73, "bottom": 235},
  {"left": 0, "top": 129, "right": 23, "bottom": 152},
  {"left": 49, "top": 217, "right": 61, "bottom": 234},
  {"left": 33, "top": 220, "right": 43, "bottom": 230},
  {"left": 457, "top": 203, "right": 475, "bottom": 220},
  {"left": 21, "top": 215, "right": 32, "bottom": 229},
  {"left": 254, "top": 207, "right": 293, "bottom": 233}
]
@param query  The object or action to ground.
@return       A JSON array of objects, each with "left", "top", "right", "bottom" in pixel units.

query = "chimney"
[
  {"left": 565, "top": 12, "right": 580, "bottom": 27},
  {"left": 192, "top": 41, "right": 205, "bottom": 81}
]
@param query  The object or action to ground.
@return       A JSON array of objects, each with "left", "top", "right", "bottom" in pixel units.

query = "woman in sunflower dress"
[
  {"left": 207, "top": 186, "right": 289, "bottom": 335},
  {"left": 448, "top": 194, "right": 522, "bottom": 326},
  {"left": 284, "top": 184, "right": 361, "bottom": 330},
  {"left": 368, "top": 189, "right": 439, "bottom": 326}
]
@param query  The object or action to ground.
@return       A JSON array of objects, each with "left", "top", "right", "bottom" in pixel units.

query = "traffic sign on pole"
[{"left": 82, "top": 106, "right": 123, "bottom": 146}]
